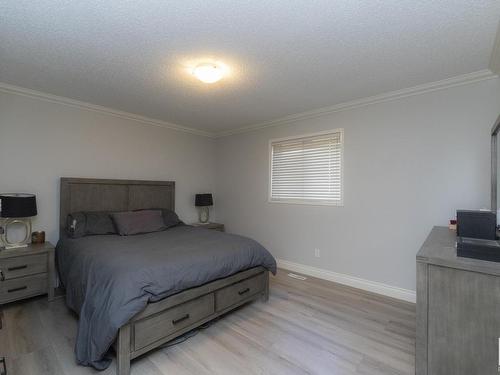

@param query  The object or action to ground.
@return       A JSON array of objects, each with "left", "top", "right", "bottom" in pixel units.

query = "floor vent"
[{"left": 287, "top": 273, "right": 307, "bottom": 281}]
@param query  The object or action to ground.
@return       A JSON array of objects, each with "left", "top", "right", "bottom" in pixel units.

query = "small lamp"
[
  {"left": 0, "top": 193, "right": 37, "bottom": 249},
  {"left": 195, "top": 193, "right": 213, "bottom": 224}
]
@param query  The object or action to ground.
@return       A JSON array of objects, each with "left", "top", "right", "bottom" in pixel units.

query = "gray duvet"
[{"left": 56, "top": 225, "right": 276, "bottom": 370}]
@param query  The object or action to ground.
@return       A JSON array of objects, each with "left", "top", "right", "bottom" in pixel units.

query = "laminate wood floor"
[{"left": 0, "top": 269, "right": 415, "bottom": 375}]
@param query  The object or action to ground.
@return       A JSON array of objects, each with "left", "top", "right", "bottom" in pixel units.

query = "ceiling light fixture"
[{"left": 192, "top": 62, "right": 224, "bottom": 84}]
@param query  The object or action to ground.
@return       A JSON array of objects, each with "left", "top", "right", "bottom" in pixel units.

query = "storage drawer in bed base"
[
  {"left": 133, "top": 293, "right": 215, "bottom": 351},
  {"left": 130, "top": 287, "right": 263, "bottom": 360},
  {"left": 116, "top": 267, "right": 270, "bottom": 375},
  {"left": 215, "top": 272, "right": 266, "bottom": 311}
]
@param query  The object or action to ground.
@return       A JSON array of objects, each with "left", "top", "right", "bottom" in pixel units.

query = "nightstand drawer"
[
  {"left": 0, "top": 253, "right": 47, "bottom": 280},
  {"left": 0, "top": 273, "right": 48, "bottom": 304}
]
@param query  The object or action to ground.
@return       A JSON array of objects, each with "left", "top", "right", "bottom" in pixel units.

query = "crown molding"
[
  {"left": 0, "top": 82, "right": 215, "bottom": 138},
  {"left": 489, "top": 20, "right": 500, "bottom": 75},
  {"left": 2, "top": 69, "right": 497, "bottom": 140},
  {"left": 216, "top": 69, "right": 498, "bottom": 138}
]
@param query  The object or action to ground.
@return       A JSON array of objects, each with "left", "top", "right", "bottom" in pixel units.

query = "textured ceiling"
[{"left": 1, "top": 1, "right": 499, "bottom": 134}]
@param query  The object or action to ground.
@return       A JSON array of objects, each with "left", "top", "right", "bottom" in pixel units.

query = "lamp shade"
[
  {"left": 195, "top": 193, "right": 213, "bottom": 207},
  {"left": 0, "top": 193, "right": 37, "bottom": 218}
]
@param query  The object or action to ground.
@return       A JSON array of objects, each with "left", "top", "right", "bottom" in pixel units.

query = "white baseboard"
[{"left": 276, "top": 259, "right": 416, "bottom": 303}]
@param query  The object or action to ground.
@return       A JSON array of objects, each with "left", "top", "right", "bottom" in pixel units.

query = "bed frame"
[{"left": 59, "top": 178, "right": 270, "bottom": 375}]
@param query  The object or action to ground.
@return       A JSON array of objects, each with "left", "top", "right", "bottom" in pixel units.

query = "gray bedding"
[{"left": 56, "top": 225, "right": 276, "bottom": 370}]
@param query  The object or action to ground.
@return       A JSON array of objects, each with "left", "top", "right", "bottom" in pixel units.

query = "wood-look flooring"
[{"left": 0, "top": 269, "right": 415, "bottom": 374}]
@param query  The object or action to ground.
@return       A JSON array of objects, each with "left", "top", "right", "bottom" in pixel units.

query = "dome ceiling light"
[{"left": 192, "top": 62, "right": 225, "bottom": 84}]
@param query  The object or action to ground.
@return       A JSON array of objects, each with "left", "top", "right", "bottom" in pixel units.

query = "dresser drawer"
[
  {"left": 133, "top": 293, "right": 214, "bottom": 351},
  {"left": 0, "top": 274, "right": 48, "bottom": 304},
  {"left": 215, "top": 272, "right": 265, "bottom": 311},
  {"left": 0, "top": 253, "right": 47, "bottom": 280}
]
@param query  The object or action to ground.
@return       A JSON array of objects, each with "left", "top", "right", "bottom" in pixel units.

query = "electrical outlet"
[{"left": 314, "top": 248, "right": 321, "bottom": 258}]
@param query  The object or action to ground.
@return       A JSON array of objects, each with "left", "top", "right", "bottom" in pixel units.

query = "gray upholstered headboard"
[{"left": 59, "top": 178, "right": 175, "bottom": 236}]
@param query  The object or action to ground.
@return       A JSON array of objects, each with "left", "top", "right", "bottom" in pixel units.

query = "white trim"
[
  {"left": 276, "top": 258, "right": 416, "bottom": 303},
  {"left": 489, "top": 21, "right": 500, "bottom": 75},
  {"left": 268, "top": 128, "right": 344, "bottom": 144},
  {"left": 1, "top": 69, "right": 496, "bottom": 139},
  {"left": 0, "top": 82, "right": 215, "bottom": 138},
  {"left": 268, "top": 128, "right": 344, "bottom": 206},
  {"left": 216, "top": 69, "right": 498, "bottom": 137}
]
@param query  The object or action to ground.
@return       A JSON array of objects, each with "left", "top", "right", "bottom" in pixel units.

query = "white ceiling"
[{"left": 1, "top": 1, "right": 499, "bottom": 134}]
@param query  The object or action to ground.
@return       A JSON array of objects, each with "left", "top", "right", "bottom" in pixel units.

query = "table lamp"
[
  {"left": 195, "top": 193, "right": 213, "bottom": 224},
  {"left": 0, "top": 193, "right": 37, "bottom": 249}
]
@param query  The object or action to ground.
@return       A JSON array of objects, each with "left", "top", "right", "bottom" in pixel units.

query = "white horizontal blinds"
[{"left": 270, "top": 131, "right": 343, "bottom": 204}]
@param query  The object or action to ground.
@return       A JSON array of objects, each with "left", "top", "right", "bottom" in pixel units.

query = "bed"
[{"left": 56, "top": 178, "right": 276, "bottom": 375}]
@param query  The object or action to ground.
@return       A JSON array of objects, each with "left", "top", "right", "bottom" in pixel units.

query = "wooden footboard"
[{"left": 116, "top": 267, "right": 270, "bottom": 375}]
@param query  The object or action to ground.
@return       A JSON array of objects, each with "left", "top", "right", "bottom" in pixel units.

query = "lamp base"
[
  {"left": 0, "top": 218, "right": 32, "bottom": 250},
  {"left": 4, "top": 243, "right": 28, "bottom": 250},
  {"left": 198, "top": 207, "right": 210, "bottom": 223}
]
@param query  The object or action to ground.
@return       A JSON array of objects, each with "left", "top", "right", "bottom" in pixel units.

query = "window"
[{"left": 269, "top": 129, "right": 343, "bottom": 205}]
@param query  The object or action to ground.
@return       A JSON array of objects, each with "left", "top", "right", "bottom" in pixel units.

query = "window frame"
[{"left": 268, "top": 128, "right": 344, "bottom": 206}]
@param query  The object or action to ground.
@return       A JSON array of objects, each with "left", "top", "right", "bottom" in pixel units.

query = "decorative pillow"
[
  {"left": 85, "top": 212, "right": 117, "bottom": 235},
  {"left": 111, "top": 210, "right": 166, "bottom": 236},
  {"left": 66, "top": 212, "right": 87, "bottom": 238},
  {"left": 159, "top": 209, "right": 182, "bottom": 228},
  {"left": 66, "top": 211, "right": 117, "bottom": 238},
  {"left": 134, "top": 208, "right": 182, "bottom": 228}
]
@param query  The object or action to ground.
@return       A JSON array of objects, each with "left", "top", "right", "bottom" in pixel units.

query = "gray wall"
[
  {"left": 2, "top": 78, "right": 499, "bottom": 293},
  {"left": 215, "top": 78, "right": 500, "bottom": 291},
  {"left": 0, "top": 91, "right": 216, "bottom": 244}
]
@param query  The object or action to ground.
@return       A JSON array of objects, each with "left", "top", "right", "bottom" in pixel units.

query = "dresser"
[
  {"left": 416, "top": 226, "right": 500, "bottom": 375},
  {"left": 0, "top": 242, "right": 55, "bottom": 304}
]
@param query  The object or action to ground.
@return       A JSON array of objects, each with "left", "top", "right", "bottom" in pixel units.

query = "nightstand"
[
  {"left": 191, "top": 222, "right": 225, "bottom": 232},
  {"left": 0, "top": 242, "right": 55, "bottom": 304}
]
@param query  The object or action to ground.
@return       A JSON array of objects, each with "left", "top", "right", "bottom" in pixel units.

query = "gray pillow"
[
  {"left": 85, "top": 212, "right": 117, "bottom": 235},
  {"left": 111, "top": 210, "right": 166, "bottom": 236},
  {"left": 134, "top": 208, "right": 182, "bottom": 228},
  {"left": 159, "top": 209, "right": 182, "bottom": 228},
  {"left": 66, "top": 211, "right": 117, "bottom": 238},
  {"left": 66, "top": 212, "right": 87, "bottom": 238}
]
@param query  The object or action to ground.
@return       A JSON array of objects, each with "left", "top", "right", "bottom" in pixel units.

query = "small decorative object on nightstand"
[
  {"left": 195, "top": 193, "right": 213, "bottom": 223},
  {"left": 0, "top": 242, "right": 55, "bottom": 304},
  {"left": 0, "top": 193, "right": 37, "bottom": 249},
  {"left": 31, "top": 231, "right": 45, "bottom": 244},
  {"left": 191, "top": 222, "right": 225, "bottom": 232}
]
